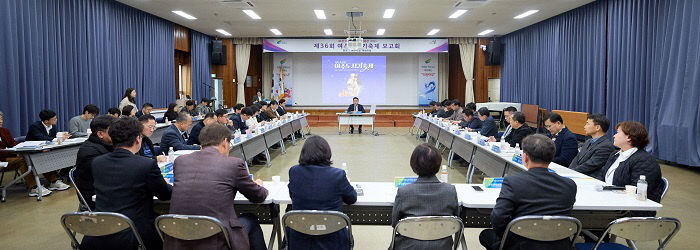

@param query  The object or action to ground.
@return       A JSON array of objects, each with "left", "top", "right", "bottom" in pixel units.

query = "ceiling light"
[
  {"left": 376, "top": 29, "right": 386, "bottom": 35},
  {"left": 478, "top": 29, "right": 494, "bottom": 36},
  {"left": 172, "top": 10, "right": 196, "bottom": 20},
  {"left": 242, "top": 9, "right": 261, "bottom": 20},
  {"left": 314, "top": 10, "right": 326, "bottom": 19},
  {"left": 514, "top": 10, "right": 539, "bottom": 19},
  {"left": 216, "top": 29, "right": 232, "bottom": 36},
  {"left": 324, "top": 29, "right": 333, "bottom": 35},
  {"left": 383, "top": 9, "right": 395, "bottom": 18},
  {"left": 270, "top": 29, "right": 282, "bottom": 36},
  {"left": 427, "top": 29, "right": 440, "bottom": 36},
  {"left": 448, "top": 9, "right": 468, "bottom": 19}
]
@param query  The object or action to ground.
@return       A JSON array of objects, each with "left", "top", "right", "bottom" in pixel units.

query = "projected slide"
[{"left": 322, "top": 56, "right": 386, "bottom": 104}]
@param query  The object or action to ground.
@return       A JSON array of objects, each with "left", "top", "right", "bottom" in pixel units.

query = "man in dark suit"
[
  {"left": 458, "top": 108, "right": 482, "bottom": 130},
  {"left": 81, "top": 117, "right": 172, "bottom": 250},
  {"left": 544, "top": 112, "right": 579, "bottom": 167},
  {"left": 569, "top": 114, "right": 615, "bottom": 175},
  {"left": 471, "top": 107, "right": 498, "bottom": 137},
  {"left": 231, "top": 107, "right": 252, "bottom": 133},
  {"left": 501, "top": 112, "right": 535, "bottom": 148},
  {"left": 137, "top": 114, "right": 166, "bottom": 162},
  {"left": 277, "top": 99, "right": 288, "bottom": 116},
  {"left": 346, "top": 97, "right": 366, "bottom": 134},
  {"left": 26, "top": 109, "right": 70, "bottom": 141},
  {"left": 75, "top": 115, "right": 115, "bottom": 211},
  {"left": 160, "top": 112, "right": 201, "bottom": 154},
  {"left": 479, "top": 134, "right": 577, "bottom": 250},
  {"left": 164, "top": 123, "right": 268, "bottom": 250},
  {"left": 135, "top": 103, "right": 153, "bottom": 118},
  {"left": 186, "top": 112, "right": 215, "bottom": 145}
]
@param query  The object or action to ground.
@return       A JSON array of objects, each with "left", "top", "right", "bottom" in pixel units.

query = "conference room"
[{"left": 1, "top": 0, "right": 699, "bottom": 249}]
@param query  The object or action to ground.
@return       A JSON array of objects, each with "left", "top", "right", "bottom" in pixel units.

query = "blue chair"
[{"left": 575, "top": 217, "right": 681, "bottom": 250}]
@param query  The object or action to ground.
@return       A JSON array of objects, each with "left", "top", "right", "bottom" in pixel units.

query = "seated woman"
[
  {"left": 287, "top": 136, "right": 357, "bottom": 250},
  {"left": 163, "top": 103, "right": 178, "bottom": 122},
  {"left": 391, "top": 143, "right": 460, "bottom": 249},
  {"left": 596, "top": 121, "right": 663, "bottom": 215}
]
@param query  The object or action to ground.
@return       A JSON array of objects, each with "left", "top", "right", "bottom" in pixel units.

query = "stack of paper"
[{"left": 12, "top": 141, "right": 46, "bottom": 150}]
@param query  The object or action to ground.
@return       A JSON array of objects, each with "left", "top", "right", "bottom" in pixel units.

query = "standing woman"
[{"left": 119, "top": 88, "right": 138, "bottom": 112}]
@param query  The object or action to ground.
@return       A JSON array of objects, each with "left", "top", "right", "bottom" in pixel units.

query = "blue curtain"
[
  {"left": 501, "top": 0, "right": 700, "bottom": 166},
  {"left": 0, "top": 0, "right": 174, "bottom": 136},
  {"left": 191, "top": 31, "right": 212, "bottom": 101}
]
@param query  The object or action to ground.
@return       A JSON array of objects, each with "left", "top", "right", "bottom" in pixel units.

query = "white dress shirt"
[
  {"left": 605, "top": 147, "right": 638, "bottom": 185},
  {"left": 246, "top": 117, "right": 258, "bottom": 129},
  {"left": 43, "top": 123, "right": 53, "bottom": 135}
]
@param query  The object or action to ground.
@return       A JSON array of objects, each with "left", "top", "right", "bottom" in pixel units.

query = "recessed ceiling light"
[
  {"left": 270, "top": 28, "right": 282, "bottom": 36},
  {"left": 478, "top": 29, "right": 494, "bottom": 36},
  {"left": 427, "top": 29, "right": 440, "bottom": 36},
  {"left": 383, "top": 9, "right": 395, "bottom": 18},
  {"left": 242, "top": 9, "right": 261, "bottom": 20},
  {"left": 216, "top": 29, "right": 232, "bottom": 36},
  {"left": 448, "top": 9, "right": 468, "bottom": 19},
  {"left": 172, "top": 10, "right": 196, "bottom": 20},
  {"left": 514, "top": 10, "right": 539, "bottom": 19},
  {"left": 314, "top": 10, "right": 326, "bottom": 19},
  {"left": 324, "top": 29, "right": 333, "bottom": 35},
  {"left": 376, "top": 29, "right": 386, "bottom": 35}
]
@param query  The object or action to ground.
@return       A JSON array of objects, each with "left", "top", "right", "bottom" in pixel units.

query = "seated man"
[
  {"left": 438, "top": 100, "right": 453, "bottom": 118},
  {"left": 232, "top": 107, "right": 253, "bottom": 133},
  {"left": 185, "top": 100, "right": 198, "bottom": 117},
  {"left": 164, "top": 124, "right": 268, "bottom": 250},
  {"left": 457, "top": 108, "right": 482, "bottom": 130},
  {"left": 69, "top": 104, "right": 99, "bottom": 137},
  {"left": 195, "top": 98, "right": 213, "bottom": 116},
  {"left": 267, "top": 100, "right": 281, "bottom": 120},
  {"left": 544, "top": 112, "right": 578, "bottom": 167},
  {"left": 107, "top": 107, "right": 121, "bottom": 118},
  {"left": 215, "top": 108, "right": 235, "bottom": 131},
  {"left": 230, "top": 103, "right": 245, "bottom": 120},
  {"left": 135, "top": 103, "right": 153, "bottom": 118},
  {"left": 80, "top": 117, "right": 172, "bottom": 250},
  {"left": 257, "top": 101, "right": 271, "bottom": 122},
  {"left": 501, "top": 112, "right": 535, "bottom": 148},
  {"left": 75, "top": 115, "right": 115, "bottom": 211},
  {"left": 160, "top": 112, "right": 201, "bottom": 154},
  {"left": 137, "top": 115, "right": 166, "bottom": 162},
  {"left": 499, "top": 106, "right": 518, "bottom": 141},
  {"left": 346, "top": 97, "right": 365, "bottom": 134},
  {"left": 569, "top": 114, "right": 615, "bottom": 175},
  {"left": 26, "top": 109, "right": 71, "bottom": 142},
  {"left": 447, "top": 100, "right": 464, "bottom": 121},
  {"left": 479, "top": 134, "right": 577, "bottom": 250},
  {"left": 277, "top": 99, "right": 287, "bottom": 116},
  {"left": 470, "top": 107, "right": 498, "bottom": 138},
  {"left": 187, "top": 112, "right": 216, "bottom": 145}
]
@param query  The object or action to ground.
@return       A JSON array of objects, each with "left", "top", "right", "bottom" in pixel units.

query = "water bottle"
[
  {"left": 636, "top": 175, "right": 648, "bottom": 201},
  {"left": 167, "top": 148, "right": 175, "bottom": 163},
  {"left": 441, "top": 165, "right": 448, "bottom": 183},
  {"left": 515, "top": 143, "right": 521, "bottom": 155}
]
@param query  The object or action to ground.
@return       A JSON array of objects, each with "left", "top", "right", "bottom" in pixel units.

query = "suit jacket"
[
  {"left": 436, "top": 109, "right": 448, "bottom": 118},
  {"left": 391, "top": 175, "right": 459, "bottom": 249},
  {"left": 26, "top": 121, "right": 57, "bottom": 141},
  {"left": 504, "top": 124, "right": 535, "bottom": 148},
  {"left": 164, "top": 147, "right": 269, "bottom": 250},
  {"left": 490, "top": 168, "right": 577, "bottom": 250},
  {"left": 447, "top": 108, "right": 464, "bottom": 121},
  {"left": 75, "top": 134, "right": 114, "bottom": 209},
  {"left": 551, "top": 127, "right": 579, "bottom": 167},
  {"left": 266, "top": 109, "right": 279, "bottom": 120},
  {"left": 81, "top": 149, "right": 172, "bottom": 250},
  {"left": 569, "top": 136, "right": 615, "bottom": 175},
  {"left": 0, "top": 127, "right": 19, "bottom": 161},
  {"left": 479, "top": 116, "right": 499, "bottom": 138},
  {"left": 231, "top": 114, "right": 248, "bottom": 133},
  {"left": 596, "top": 149, "right": 663, "bottom": 204},
  {"left": 135, "top": 111, "right": 144, "bottom": 118},
  {"left": 160, "top": 124, "right": 200, "bottom": 154},
  {"left": 346, "top": 104, "right": 365, "bottom": 113},
  {"left": 277, "top": 106, "right": 287, "bottom": 116},
  {"left": 460, "top": 116, "right": 482, "bottom": 130},
  {"left": 186, "top": 120, "right": 205, "bottom": 145},
  {"left": 137, "top": 136, "right": 161, "bottom": 160},
  {"left": 163, "top": 110, "right": 178, "bottom": 123},
  {"left": 252, "top": 95, "right": 263, "bottom": 104},
  {"left": 287, "top": 164, "right": 357, "bottom": 250}
]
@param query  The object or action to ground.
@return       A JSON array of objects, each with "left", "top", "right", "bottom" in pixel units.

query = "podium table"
[{"left": 336, "top": 113, "right": 375, "bottom": 134}]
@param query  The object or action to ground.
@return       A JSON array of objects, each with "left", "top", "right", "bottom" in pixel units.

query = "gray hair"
[{"left": 176, "top": 111, "right": 191, "bottom": 123}]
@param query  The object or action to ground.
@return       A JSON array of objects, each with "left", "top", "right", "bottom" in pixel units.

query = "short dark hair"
[
  {"left": 269, "top": 100, "right": 278, "bottom": 105},
  {"left": 544, "top": 112, "right": 564, "bottom": 124},
  {"left": 615, "top": 121, "right": 649, "bottom": 148},
  {"left": 465, "top": 102, "right": 477, "bottom": 111},
  {"left": 167, "top": 103, "right": 177, "bottom": 111},
  {"left": 215, "top": 109, "right": 228, "bottom": 117},
  {"left": 477, "top": 107, "right": 490, "bottom": 117},
  {"left": 279, "top": 99, "right": 286, "bottom": 104},
  {"left": 443, "top": 100, "right": 453, "bottom": 106},
  {"left": 298, "top": 136, "right": 333, "bottom": 166},
  {"left": 462, "top": 108, "right": 474, "bottom": 116},
  {"left": 429, "top": 101, "right": 437, "bottom": 106},
  {"left": 409, "top": 143, "right": 442, "bottom": 177},
  {"left": 186, "top": 100, "right": 194, "bottom": 106},
  {"left": 121, "top": 105, "right": 134, "bottom": 116},
  {"left": 521, "top": 134, "right": 556, "bottom": 164},
  {"left": 241, "top": 107, "right": 254, "bottom": 116},
  {"left": 199, "top": 123, "right": 232, "bottom": 147},
  {"left": 176, "top": 111, "right": 190, "bottom": 122},
  {"left": 107, "top": 107, "right": 121, "bottom": 116},
  {"left": 90, "top": 115, "right": 115, "bottom": 132},
  {"left": 39, "top": 109, "right": 57, "bottom": 121},
  {"left": 451, "top": 100, "right": 461, "bottom": 107},
  {"left": 201, "top": 98, "right": 209, "bottom": 103},
  {"left": 512, "top": 112, "right": 526, "bottom": 124},
  {"left": 587, "top": 114, "right": 610, "bottom": 132},
  {"left": 233, "top": 104, "right": 245, "bottom": 111},
  {"left": 203, "top": 112, "right": 215, "bottom": 119},
  {"left": 504, "top": 106, "right": 518, "bottom": 113},
  {"left": 138, "top": 114, "right": 155, "bottom": 123},
  {"left": 259, "top": 101, "right": 268, "bottom": 107},
  {"left": 83, "top": 104, "right": 100, "bottom": 115},
  {"left": 142, "top": 103, "right": 153, "bottom": 108},
  {"left": 108, "top": 117, "right": 143, "bottom": 147},
  {"left": 353, "top": 97, "right": 359, "bottom": 101}
]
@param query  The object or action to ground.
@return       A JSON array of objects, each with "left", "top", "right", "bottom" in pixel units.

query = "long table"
[{"left": 336, "top": 113, "right": 376, "bottom": 135}]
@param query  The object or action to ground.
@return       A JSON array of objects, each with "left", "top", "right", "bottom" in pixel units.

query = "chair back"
[
  {"left": 389, "top": 216, "right": 463, "bottom": 250},
  {"left": 68, "top": 167, "right": 91, "bottom": 212},
  {"left": 60, "top": 212, "right": 145, "bottom": 249},
  {"left": 660, "top": 177, "right": 669, "bottom": 201},
  {"left": 500, "top": 215, "right": 581, "bottom": 250},
  {"left": 282, "top": 210, "right": 353, "bottom": 249},
  {"left": 593, "top": 217, "right": 681, "bottom": 249},
  {"left": 14, "top": 136, "right": 26, "bottom": 143},
  {"left": 155, "top": 214, "right": 231, "bottom": 249}
]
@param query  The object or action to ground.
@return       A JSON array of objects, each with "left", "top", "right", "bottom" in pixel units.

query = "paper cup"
[
  {"left": 625, "top": 185, "right": 637, "bottom": 194},
  {"left": 272, "top": 176, "right": 281, "bottom": 184}
]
